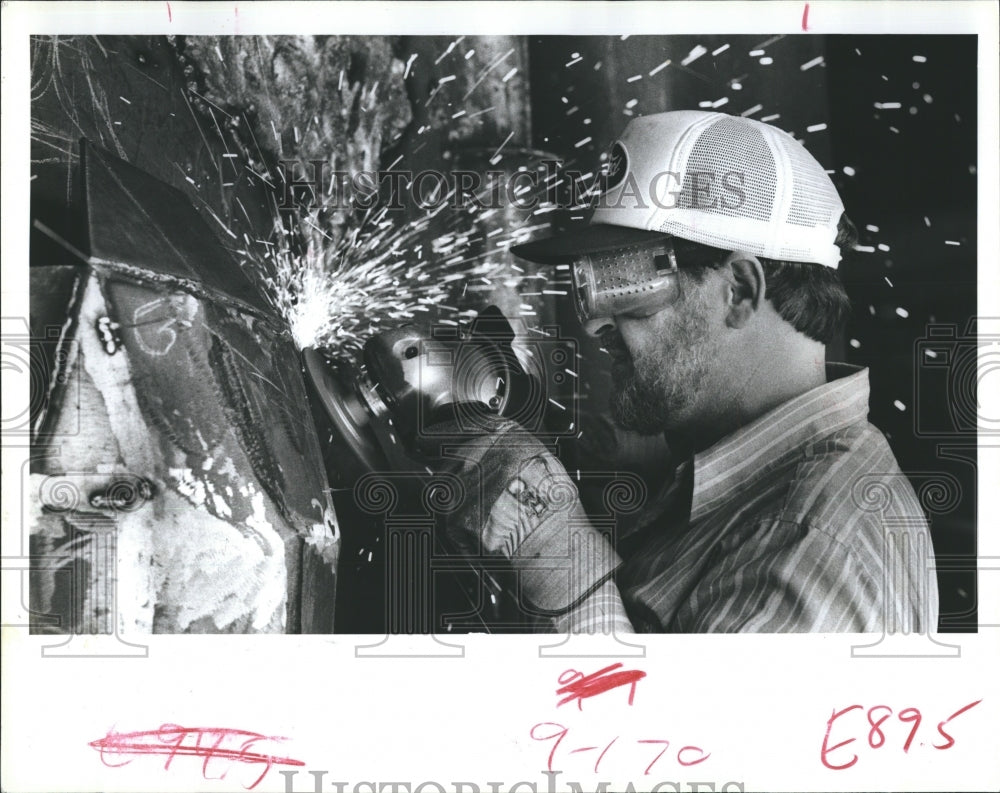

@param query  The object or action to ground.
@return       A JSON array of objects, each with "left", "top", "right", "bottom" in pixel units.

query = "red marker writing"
[
  {"left": 90, "top": 724, "right": 305, "bottom": 789},
  {"left": 556, "top": 663, "right": 647, "bottom": 710}
]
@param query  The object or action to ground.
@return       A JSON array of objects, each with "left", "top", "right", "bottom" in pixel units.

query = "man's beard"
[{"left": 602, "top": 318, "right": 710, "bottom": 436}]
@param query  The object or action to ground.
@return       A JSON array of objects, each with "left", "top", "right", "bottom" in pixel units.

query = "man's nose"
[{"left": 582, "top": 315, "right": 617, "bottom": 337}]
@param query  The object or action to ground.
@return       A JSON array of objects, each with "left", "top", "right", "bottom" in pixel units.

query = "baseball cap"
[{"left": 512, "top": 110, "right": 846, "bottom": 268}]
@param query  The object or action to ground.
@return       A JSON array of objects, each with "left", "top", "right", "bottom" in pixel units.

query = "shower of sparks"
[{"left": 257, "top": 207, "right": 504, "bottom": 358}]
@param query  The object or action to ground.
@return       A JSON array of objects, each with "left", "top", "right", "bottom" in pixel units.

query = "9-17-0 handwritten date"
[
  {"left": 821, "top": 699, "right": 982, "bottom": 770},
  {"left": 530, "top": 664, "right": 710, "bottom": 777}
]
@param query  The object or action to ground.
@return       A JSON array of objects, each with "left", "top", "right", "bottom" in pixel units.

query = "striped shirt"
[{"left": 560, "top": 364, "right": 939, "bottom": 633}]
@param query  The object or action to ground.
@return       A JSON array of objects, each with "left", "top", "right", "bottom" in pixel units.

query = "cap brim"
[{"left": 510, "top": 224, "right": 671, "bottom": 264}]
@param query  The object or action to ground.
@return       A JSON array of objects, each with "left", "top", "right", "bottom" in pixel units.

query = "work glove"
[{"left": 415, "top": 403, "right": 622, "bottom": 615}]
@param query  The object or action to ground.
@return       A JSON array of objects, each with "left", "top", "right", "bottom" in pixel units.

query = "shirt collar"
[{"left": 689, "top": 363, "right": 870, "bottom": 523}]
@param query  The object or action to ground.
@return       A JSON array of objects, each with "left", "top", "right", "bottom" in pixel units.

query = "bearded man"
[{"left": 433, "top": 110, "right": 938, "bottom": 633}]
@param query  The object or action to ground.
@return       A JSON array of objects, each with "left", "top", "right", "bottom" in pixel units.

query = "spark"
[
  {"left": 489, "top": 130, "right": 516, "bottom": 166},
  {"left": 893, "top": 400, "right": 907, "bottom": 412},
  {"left": 403, "top": 53, "right": 418, "bottom": 79},
  {"left": 913, "top": 55, "right": 927, "bottom": 63},
  {"left": 682, "top": 45, "right": 708, "bottom": 66},
  {"left": 712, "top": 44, "right": 730, "bottom": 56},
  {"left": 806, "top": 122, "right": 827, "bottom": 133},
  {"left": 761, "top": 113, "right": 780, "bottom": 122},
  {"left": 896, "top": 307, "right": 909, "bottom": 318},
  {"left": 462, "top": 47, "right": 515, "bottom": 100},
  {"left": 434, "top": 39, "right": 461, "bottom": 65},
  {"left": 204, "top": 206, "right": 238, "bottom": 240},
  {"left": 741, "top": 104, "right": 763, "bottom": 117},
  {"left": 800, "top": 55, "right": 824, "bottom": 71},
  {"left": 849, "top": 339, "right": 861, "bottom": 349},
  {"left": 944, "top": 240, "right": 961, "bottom": 246},
  {"left": 648, "top": 59, "right": 671, "bottom": 76}
]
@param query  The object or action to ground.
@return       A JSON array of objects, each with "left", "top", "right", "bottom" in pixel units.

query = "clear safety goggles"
[{"left": 570, "top": 237, "right": 682, "bottom": 322}]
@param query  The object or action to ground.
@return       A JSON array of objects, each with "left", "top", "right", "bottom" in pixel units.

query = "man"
[{"left": 435, "top": 110, "right": 938, "bottom": 633}]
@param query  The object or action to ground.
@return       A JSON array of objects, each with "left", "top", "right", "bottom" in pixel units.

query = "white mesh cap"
[{"left": 590, "top": 111, "right": 846, "bottom": 267}]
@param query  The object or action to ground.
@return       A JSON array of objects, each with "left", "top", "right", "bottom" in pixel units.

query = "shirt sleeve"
[{"left": 674, "top": 520, "right": 884, "bottom": 632}]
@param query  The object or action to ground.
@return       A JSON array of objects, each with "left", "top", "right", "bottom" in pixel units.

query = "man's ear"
[{"left": 724, "top": 254, "right": 765, "bottom": 329}]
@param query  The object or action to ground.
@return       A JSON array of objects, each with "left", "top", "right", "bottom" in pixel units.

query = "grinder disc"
[{"left": 301, "top": 347, "right": 388, "bottom": 474}]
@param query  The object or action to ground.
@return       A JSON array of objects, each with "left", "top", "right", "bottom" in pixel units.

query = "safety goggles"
[{"left": 570, "top": 237, "right": 683, "bottom": 322}]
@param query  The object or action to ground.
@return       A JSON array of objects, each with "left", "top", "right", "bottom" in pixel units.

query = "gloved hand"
[{"left": 415, "top": 403, "right": 622, "bottom": 615}]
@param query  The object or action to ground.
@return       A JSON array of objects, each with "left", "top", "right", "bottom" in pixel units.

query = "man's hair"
[{"left": 677, "top": 213, "right": 856, "bottom": 345}]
